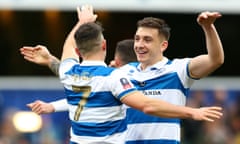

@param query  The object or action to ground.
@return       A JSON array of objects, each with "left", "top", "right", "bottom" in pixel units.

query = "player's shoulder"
[
  {"left": 127, "top": 62, "right": 139, "bottom": 67},
  {"left": 61, "top": 58, "right": 79, "bottom": 64},
  {"left": 120, "top": 62, "right": 139, "bottom": 69},
  {"left": 59, "top": 58, "right": 79, "bottom": 75},
  {"left": 81, "top": 65, "right": 116, "bottom": 77}
]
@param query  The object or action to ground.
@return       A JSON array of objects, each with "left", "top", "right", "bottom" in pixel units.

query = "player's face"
[{"left": 134, "top": 27, "right": 165, "bottom": 69}]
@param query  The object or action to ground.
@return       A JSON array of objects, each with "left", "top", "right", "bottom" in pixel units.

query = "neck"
[
  {"left": 140, "top": 57, "right": 164, "bottom": 70},
  {"left": 82, "top": 53, "right": 105, "bottom": 62}
]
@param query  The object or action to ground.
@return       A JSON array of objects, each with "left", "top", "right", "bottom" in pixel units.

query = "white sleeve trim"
[{"left": 50, "top": 99, "right": 68, "bottom": 112}]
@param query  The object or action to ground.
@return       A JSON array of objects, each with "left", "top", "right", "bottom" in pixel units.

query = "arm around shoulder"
[{"left": 121, "top": 91, "right": 223, "bottom": 122}]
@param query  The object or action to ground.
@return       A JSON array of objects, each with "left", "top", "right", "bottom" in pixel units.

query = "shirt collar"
[
  {"left": 80, "top": 60, "right": 107, "bottom": 67},
  {"left": 137, "top": 57, "right": 169, "bottom": 71}
]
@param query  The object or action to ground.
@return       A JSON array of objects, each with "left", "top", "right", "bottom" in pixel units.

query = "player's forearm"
[
  {"left": 142, "top": 99, "right": 194, "bottom": 119},
  {"left": 142, "top": 98, "right": 222, "bottom": 121},
  {"left": 47, "top": 55, "right": 60, "bottom": 76},
  {"left": 203, "top": 25, "right": 224, "bottom": 67},
  {"left": 61, "top": 22, "right": 81, "bottom": 61}
]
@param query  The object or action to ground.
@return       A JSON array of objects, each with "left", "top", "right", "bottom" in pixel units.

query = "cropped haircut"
[
  {"left": 74, "top": 22, "right": 104, "bottom": 55},
  {"left": 115, "top": 39, "right": 137, "bottom": 64},
  {"left": 137, "top": 17, "right": 171, "bottom": 40}
]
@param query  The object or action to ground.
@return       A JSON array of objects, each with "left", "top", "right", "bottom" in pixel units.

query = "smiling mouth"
[
  {"left": 138, "top": 52, "right": 147, "bottom": 58},
  {"left": 136, "top": 50, "right": 147, "bottom": 54}
]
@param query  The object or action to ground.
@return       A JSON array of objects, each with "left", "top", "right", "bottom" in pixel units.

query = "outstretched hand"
[
  {"left": 61, "top": 4, "right": 98, "bottom": 61},
  {"left": 192, "top": 106, "right": 223, "bottom": 122},
  {"left": 27, "top": 100, "right": 55, "bottom": 115},
  {"left": 197, "top": 11, "right": 222, "bottom": 27},
  {"left": 20, "top": 45, "right": 52, "bottom": 66},
  {"left": 77, "top": 5, "right": 98, "bottom": 24}
]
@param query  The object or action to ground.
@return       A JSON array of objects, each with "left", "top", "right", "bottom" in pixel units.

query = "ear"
[
  {"left": 115, "top": 59, "right": 120, "bottom": 68},
  {"left": 161, "top": 41, "right": 168, "bottom": 52},
  {"left": 102, "top": 39, "right": 107, "bottom": 51},
  {"left": 109, "top": 60, "right": 116, "bottom": 67},
  {"left": 114, "top": 56, "right": 122, "bottom": 68},
  {"left": 75, "top": 48, "right": 81, "bottom": 57}
]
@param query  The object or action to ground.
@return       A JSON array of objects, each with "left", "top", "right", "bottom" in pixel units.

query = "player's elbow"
[
  {"left": 218, "top": 57, "right": 224, "bottom": 66},
  {"left": 213, "top": 53, "right": 225, "bottom": 68},
  {"left": 142, "top": 103, "right": 158, "bottom": 115},
  {"left": 211, "top": 57, "right": 224, "bottom": 72},
  {"left": 215, "top": 56, "right": 224, "bottom": 67}
]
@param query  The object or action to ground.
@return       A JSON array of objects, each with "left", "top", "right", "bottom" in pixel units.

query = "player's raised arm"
[
  {"left": 61, "top": 5, "right": 97, "bottom": 61},
  {"left": 189, "top": 11, "right": 224, "bottom": 78}
]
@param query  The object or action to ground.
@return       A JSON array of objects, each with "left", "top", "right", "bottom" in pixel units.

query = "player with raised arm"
[
  {"left": 21, "top": 6, "right": 224, "bottom": 144},
  {"left": 21, "top": 5, "right": 223, "bottom": 144}
]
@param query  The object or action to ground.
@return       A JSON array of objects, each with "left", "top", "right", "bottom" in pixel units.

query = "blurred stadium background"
[{"left": 1, "top": 0, "right": 240, "bottom": 144}]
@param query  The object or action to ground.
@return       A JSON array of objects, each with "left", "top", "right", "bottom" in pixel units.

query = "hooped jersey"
[
  {"left": 59, "top": 59, "right": 137, "bottom": 144},
  {"left": 120, "top": 57, "right": 196, "bottom": 144}
]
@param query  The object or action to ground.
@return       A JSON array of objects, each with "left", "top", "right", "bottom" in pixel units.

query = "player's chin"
[{"left": 137, "top": 55, "right": 146, "bottom": 62}]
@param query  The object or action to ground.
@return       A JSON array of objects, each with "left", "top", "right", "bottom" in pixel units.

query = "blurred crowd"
[
  {"left": 182, "top": 87, "right": 240, "bottom": 144},
  {"left": 0, "top": 87, "right": 240, "bottom": 144},
  {"left": 0, "top": 90, "right": 70, "bottom": 144},
  {"left": 0, "top": 108, "right": 69, "bottom": 144}
]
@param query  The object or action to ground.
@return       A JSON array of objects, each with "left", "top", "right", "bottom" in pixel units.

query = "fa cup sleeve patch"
[{"left": 120, "top": 78, "right": 132, "bottom": 89}]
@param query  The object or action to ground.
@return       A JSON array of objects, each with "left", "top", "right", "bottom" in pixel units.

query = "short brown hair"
[
  {"left": 137, "top": 17, "right": 171, "bottom": 40},
  {"left": 74, "top": 22, "right": 104, "bottom": 55},
  {"left": 115, "top": 39, "right": 136, "bottom": 64}
]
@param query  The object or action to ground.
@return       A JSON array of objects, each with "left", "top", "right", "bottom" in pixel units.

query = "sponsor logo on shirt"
[{"left": 142, "top": 90, "right": 162, "bottom": 96}]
